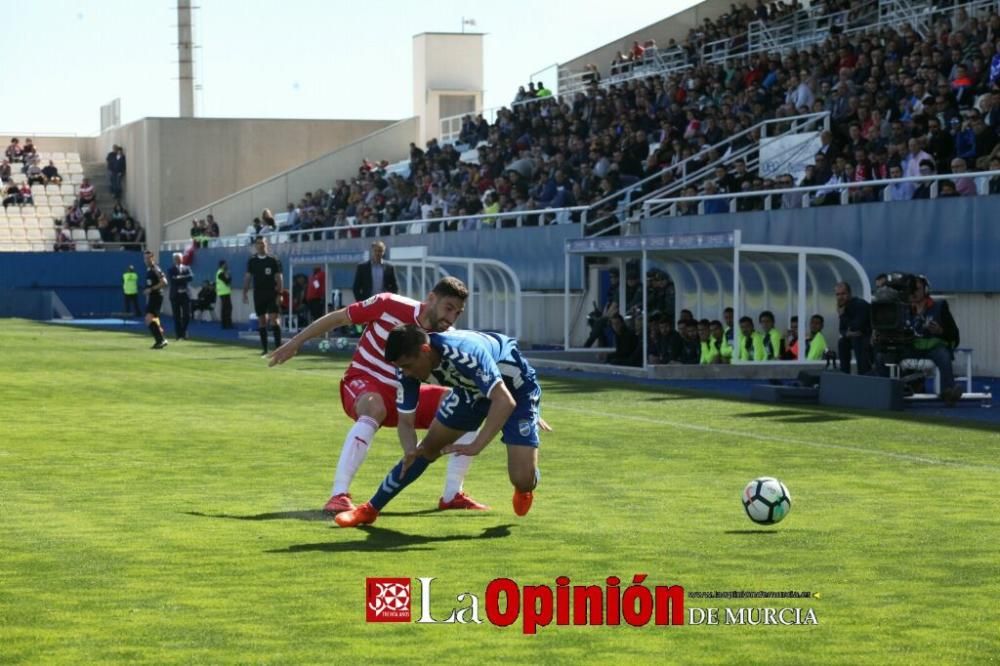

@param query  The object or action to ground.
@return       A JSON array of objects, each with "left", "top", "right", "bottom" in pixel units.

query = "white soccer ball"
[
  {"left": 317, "top": 339, "right": 331, "bottom": 352},
  {"left": 335, "top": 337, "right": 349, "bottom": 350},
  {"left": 742, "top": 477, "right": 791, "bottom": 525}
]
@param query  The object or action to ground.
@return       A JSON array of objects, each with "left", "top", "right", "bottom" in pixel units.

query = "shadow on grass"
[
  {"left": 733, "top": 409, "right": 853, "bottom": 423},
  {"left": 723, "top": 529, "right": 783, "bottom": 535},
  {"left": 185, "top": 509, "right": 331, "bottom": 522},
  {"left": 268, "top": 523, "right": 516, "bottom": 553},
  {"left": 185, "top": 507, "right": 448, "bottom": 523}
]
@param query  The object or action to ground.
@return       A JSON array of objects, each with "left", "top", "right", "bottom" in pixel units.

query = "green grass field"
[{"left": 1, "top": 319, "right": 998, "bottom": 664}]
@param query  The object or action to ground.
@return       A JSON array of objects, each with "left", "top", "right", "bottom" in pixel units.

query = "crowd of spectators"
[
  {"left": 208, "top": 2, "right": 1000, "bottom": 243},
  {"left": 57, "top": 182, "right": 145, "bottom": 250}
]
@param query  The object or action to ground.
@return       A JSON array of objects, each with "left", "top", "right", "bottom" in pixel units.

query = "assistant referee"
[{"left": 242, "top": 236, "right": 284, "bottom": 356}]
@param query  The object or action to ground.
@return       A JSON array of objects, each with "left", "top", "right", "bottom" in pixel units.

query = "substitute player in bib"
[
  {"left": 142, "top": 250, "right": 168, "bottom": 349},
  {"left": 335, "top": 325, "right": 545, "bottom": 528},
  {"left": 268, "top": 277, "right": 487, "bottom": 513},
  {"left": 243, "top": 237, "right": 284, "bottom": 356}
]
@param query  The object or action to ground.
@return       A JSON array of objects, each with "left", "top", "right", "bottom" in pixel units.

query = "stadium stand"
[
  {"left": 0, "top": 143, "right": 144, "bottom": 252},
  {"left": 197, "top": 0, "right": 1000, "bottom": 246}
]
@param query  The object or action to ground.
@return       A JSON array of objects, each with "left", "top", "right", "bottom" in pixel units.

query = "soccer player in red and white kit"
[{"left": 268, "top": 277, "right": 487, "bottom": 513}]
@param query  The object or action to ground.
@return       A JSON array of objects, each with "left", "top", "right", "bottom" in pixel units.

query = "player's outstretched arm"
[
  {"left": 443, "top": 382, "right": 515, "bottom": 456},
  {"left": 268, "top": 308, "right": 352, "bottom": 366},
  {"left": 396, "top": 410, "right": 420, "bottom": 479}
]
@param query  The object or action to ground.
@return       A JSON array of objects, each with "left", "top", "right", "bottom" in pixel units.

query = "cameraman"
[
  {"left": 877, "top": 276, "right": 962, "bottom": 404},
  {"left": 835, "top": 281, "right": 872, "bottom": 375}
]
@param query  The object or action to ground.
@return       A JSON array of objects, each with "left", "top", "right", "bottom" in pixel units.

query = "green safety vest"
[
  {"left": 122, "top": 271, "right": 138, "bottom": 295},
  {"left": 701, "top": 337, "right": 734, "bottom": 364},
  {"left": 216, "top": 268, "right": 232, "bottom": 296},
  {"left": 806, "top": 331, "right": 827, "bottom": 360},
  {"left": 735, "top": 331, "right": 766, "bottom": 361}
]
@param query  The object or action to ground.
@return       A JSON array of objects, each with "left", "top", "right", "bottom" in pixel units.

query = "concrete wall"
[
  {"left": 560, "top": 0, "right": 741, "bottom": 78},
  {"left": 413, "top": 33, "right": 484, "bottom": 144},
  {"left": 160, "top": 116, "right": 420, "bottom": 245},
  {"left": 94, "top": 117, "right": 395, "bottom": 249}
]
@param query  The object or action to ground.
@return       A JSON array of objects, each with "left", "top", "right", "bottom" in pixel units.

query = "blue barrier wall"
[
  {"left": 642, "top": 195, "right": 1000, "bottom": 292},
  {"left": 180, "top": 224, "right": 585, "bottom": 293},
  {"left": 0, "top": 251, "right": 146, "bottom": 317}
]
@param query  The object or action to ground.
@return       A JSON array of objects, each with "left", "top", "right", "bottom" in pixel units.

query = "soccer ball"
[
  {"left": 335, "top": 337, "right": 349, "bottom": 350},
  {"left": 317, "top": 339, "right": 331, "bottom": 352},
  {"left": 742, "top": 477, "right": 791, "bottom": 525}
]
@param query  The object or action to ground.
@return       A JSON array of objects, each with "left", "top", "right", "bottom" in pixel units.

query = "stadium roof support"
[{"left": 563, "top": 231, "right": 872, "bottom": 367}]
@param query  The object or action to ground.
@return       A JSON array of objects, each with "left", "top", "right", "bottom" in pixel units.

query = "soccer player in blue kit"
[{"left": 335, "top": 324, "right": 545, "bottom": 527}]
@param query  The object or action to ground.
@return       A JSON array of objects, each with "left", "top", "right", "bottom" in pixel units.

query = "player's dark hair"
[
  {"left": 709, "top": 319, "right": 722, "bottom": 328},
  {"left": 812, "top": 314, "right": 825, "bottom": 327},
  {"left": 699, "top": 318, "right": 710, "bottom": 327},
  {"left": 759, "top": 310, "right": 775, "bottom": 323},
  {"left": 739, "top": 316, "right": 753, "bottom": 325},
  {"left": 723, "top": 307, "right": 733, "bottom": 314},
  {"left": 431, "top": 277, "right": 469, "bottom": 301},
  {"left": 385, "top": 324, "right": 429, "bottom": 364}
]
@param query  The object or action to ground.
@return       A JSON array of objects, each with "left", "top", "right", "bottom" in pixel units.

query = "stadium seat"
[
  {"left": 10, "top": 227, "right": 26, "bottom": 240},
  {"left": 70, "top": 228, "right": 85, "bottom": 241},
  {"left": 51, "top": 205, "right": 66, "bottom": 219},
  {"left": 40, "top": 227, "right": 56, "bottom": 242},
  {"left": 30, "top": 242, "right": 48, "bottom": 252},
  {"left": 69, "top": 174, "right": 83, "bottom": 185},
  {"left": 76, "top": 240, "right": 90, "bottom": 251},
  {"left": 25, "top": 227, "right": 42, "bottom": 241},
  {"left": 0, "top": 228, "right": 11, "bottom": 240},
  {"left": 34, "top": 206, "right": 51, "bottom": 218},
  {"left": 31, "top": 185, "right": 45, "bottom": 197},
  {"left": 67, "top": 164, "right": 83, "bottom": 175},
  {"left": 51, "top": 152, "right": 65, "bottom": 160},
  {"left": 86, "top": 229, "right": 101, "bottom": 242},
  {"left": 59, "top": 184, "right": 74, "bottom": 195},
  {"left": 66, "top": 152, "right": 81, "bottom": 163},
  {"left": 62, "top": 195, "right": 76, "bottom": 206},
  {"left": 45, "top": 184, "right": 59, "bottom": 195}
]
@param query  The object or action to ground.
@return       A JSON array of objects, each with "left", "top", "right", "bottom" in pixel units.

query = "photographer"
[
  {"left": 835, "top": 281, "right": 872, "bottom": 375},
  {"left": 876, "top": 276, "right": 962, "bottom": 404}
]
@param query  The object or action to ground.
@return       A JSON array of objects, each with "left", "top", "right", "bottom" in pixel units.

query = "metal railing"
[
  {"left": 160, "top": 206, "right": 590, "bottom": 252},
  {"left": 583, "top": 111, "right": 830, "bottom": 237},
  {"left": 439, "top": 95, "right": 549, "bottom": 146},
  {"left": 641, "top": 169, "right": 1000, "bottom": 218}
]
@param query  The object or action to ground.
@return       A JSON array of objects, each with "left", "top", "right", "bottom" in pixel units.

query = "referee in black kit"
[
  {"left": 142, "top": 250, "right": 169, "bottom": 349},
  {"left": 242, "top": 236, "right": 284, "bottom": 356}
]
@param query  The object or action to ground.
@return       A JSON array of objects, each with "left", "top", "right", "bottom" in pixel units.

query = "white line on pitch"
[{"left": 545, "top": 405, "right": 1000, "bottom": 473}]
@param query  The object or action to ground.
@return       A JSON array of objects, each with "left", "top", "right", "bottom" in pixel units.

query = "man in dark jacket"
[
  {"left": 352, "top": 240, "right": 398, "bottom": 302},
  {"left": 836, "top": 281, "right": 872, "bottom": 375}
]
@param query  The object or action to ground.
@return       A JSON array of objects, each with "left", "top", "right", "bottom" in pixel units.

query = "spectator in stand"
[
  {"left": 913, "top": 159, "right": 936, "bottom": 199},
  {"left": 902, "top": 138, "right": 932, "bottom": 179},
  {"left": 18, "top": 182, "right": 33, "bottom": 206},
  {"left": 21, "top": 139, "right": 36, "bottom": 162},
  {"left": 78, "top": 178, "right": 96, "bottom": 206},
  {"left": 26, "top": 161, "right": 45, "bottom": 186},
  {"left": 245, "top": 217, "right": 263, "bottom": 243},
  {"left": 985, "top": 154, "right": 1000, "bottom": 193},
  {"left": 54, "top": 226, "right": 74, "bottom": 251},
  {"left": 0, "top": 159, "right": 10, "bottom": 183},
  {"left": 41, "top": 160, "right": 61, "bottom": 185},
  {"left": 206, "top": 214, "right": 220, "bottom": 238},
  {"left": 6, "top": 138, "right": 23, "bottom": 163},
  {"left": 120, "top": 217, "right": 143, "bottom": 250},
  {"left": 950, "top": 157, "right": 977, "bottom": 196},
  {"left": 106, "top": 144, "right": 126, "bottom": 200},
  {"left": 887, "top": 164, "right": 915, "bottom": 201}
]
